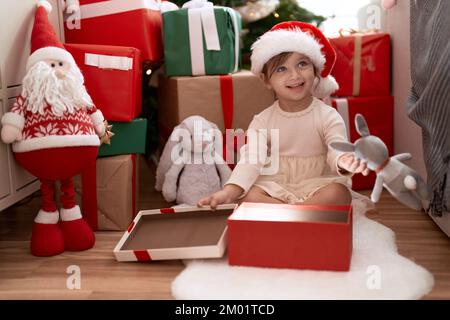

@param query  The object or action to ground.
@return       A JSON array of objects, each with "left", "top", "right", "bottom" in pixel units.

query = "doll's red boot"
[
  {"left": 31, "top": 210, "right": 65, "bottom": 257},
  {"left": 60, "top": 205, "right": 95, "bottom": 251}
]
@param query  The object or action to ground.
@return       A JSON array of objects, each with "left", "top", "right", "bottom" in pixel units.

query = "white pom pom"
[
  {"left": 37, "top": 0, "right": 52, "bottom": 13},
  {"left": 404, "top": 175, "right": 417, "bottom": 190},
  {"left": 312, "top": 75, "right": 339, "bottom": 99}
]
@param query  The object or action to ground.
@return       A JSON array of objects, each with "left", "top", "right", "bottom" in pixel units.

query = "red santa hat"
[
  {"left": 251, "top": 21, "right": 339, "bottom": 98},
  {"left": 26, "top": 1, "right": 76, "bottom": 71}
]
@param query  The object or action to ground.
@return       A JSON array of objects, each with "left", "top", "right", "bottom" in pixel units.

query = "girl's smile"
[{"left": 263, "top": 52, "right": 316, "bottom": 112}]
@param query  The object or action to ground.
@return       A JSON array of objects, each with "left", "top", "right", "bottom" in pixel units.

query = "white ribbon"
[
  {"left": 85, "top": 53, "right": 133, "bottom": 70},
  {"left": 334, "top": 98, "right": 351, "bottom": 140},
  {"left": 182, "top": 0, "right": 212, "bottom": 9},
  {"left": 182, "top": 1, "right": 240, "bottom": 75},
  {"left": 71, "top": 0, "right": 176, "bottom": 20},
  {"left": 183, "top": 0, "right": 221, "bottom": 75}
]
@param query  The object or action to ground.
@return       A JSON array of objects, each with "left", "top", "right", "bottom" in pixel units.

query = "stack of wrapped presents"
[
  {"left": 63, "top": 0, "right": 155, "bottom": 230},
  {"left": 329, "top": 31, "right": 393, "bottom": 190},
  {"left": 158, "top": 3, "right": 275, "bottom": 167}
]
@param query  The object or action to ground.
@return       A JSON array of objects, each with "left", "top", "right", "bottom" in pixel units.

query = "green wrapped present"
[
  {"left": 163, "top": 4, "right": 241, "bottom": 76},
  {"left": 98, "top": 118, "right": 147, "bottom": 157}
]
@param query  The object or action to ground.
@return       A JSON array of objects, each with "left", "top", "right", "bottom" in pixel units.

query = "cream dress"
[{"left": 225, "top": 97, "right": 352, "bottom": 204}]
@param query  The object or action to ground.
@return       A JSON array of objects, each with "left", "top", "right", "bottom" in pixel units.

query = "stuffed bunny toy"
[
  {"left": 155, "top": 115, "right": 232, "bottom": 205},
  {"left": 331, "top": 114, "right": 428, "bottom": 210}
]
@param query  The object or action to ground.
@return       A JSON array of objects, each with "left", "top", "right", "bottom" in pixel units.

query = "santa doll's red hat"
[
  {"left": 26, "top": 1, "right": 76, "bottom": 71},
  {"left": 250, "top": 21, "right": 339, "bottom": 98}
]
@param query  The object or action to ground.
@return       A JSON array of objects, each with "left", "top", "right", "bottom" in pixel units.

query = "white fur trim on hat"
[
  {"left": 26, "top": 47, "right": 76, "bottom": 71},
  {"left": 313, "top": 75, "right": 339, "bottom": 99},
  {"left": 34, "top": 209, "right": 59, "bottom": 224},
  {"left": 251, "top": 29, "right": 326, "bottom": 75},
  {"left": 37, "top": 0, "right": 52, "bottom": 13},
  {"left": 60, "top": 205, "right": 82, "bottom": 222},
  {"left": 1, "top": 112, "right": 25, "bottom": 130}
]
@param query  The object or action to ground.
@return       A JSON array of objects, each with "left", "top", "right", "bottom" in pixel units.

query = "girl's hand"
[
  {"left": 337, "top": 153, "right": 370, "bottom": 176},
  {"left": 197, "top": 184, "right": 243, "bottom": 210}
]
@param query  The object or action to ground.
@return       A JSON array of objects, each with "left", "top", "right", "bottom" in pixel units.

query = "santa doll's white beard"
[{"left": 22, "top": 61, "right": 94, "bottom": 117}]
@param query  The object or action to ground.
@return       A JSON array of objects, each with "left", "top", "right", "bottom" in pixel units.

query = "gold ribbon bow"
[{"left": 100, "top": 120, "right": 115, "bottom": 145}]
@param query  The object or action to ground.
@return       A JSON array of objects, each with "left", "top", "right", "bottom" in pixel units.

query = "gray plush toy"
[
  {"left": 331, "top": 114, "right": 428, "bottom": 210},
  {"left": 155, "top": 115, "right": 231, "bottom": 206}
]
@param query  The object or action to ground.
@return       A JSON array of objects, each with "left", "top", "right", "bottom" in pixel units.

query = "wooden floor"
[{"left": 0, "top": 156, "right": 449, "bottom": 299}]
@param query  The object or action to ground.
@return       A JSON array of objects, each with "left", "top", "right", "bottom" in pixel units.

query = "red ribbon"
[
  {"left": 219, "top": 75, "right": 237, "bottom": 168},
  {"left": 133, "top": 250, "right": 152, "bottom": 261},
  {"left": 81, "top": 160, "right": 98, "bottom": 230},
  {"left": 219, "top": 75, "right": 234, "bottom": 130}
]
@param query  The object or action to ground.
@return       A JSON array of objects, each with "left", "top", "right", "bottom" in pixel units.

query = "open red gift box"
[
  {"left": 113, "top": 202, "right": 352, "bottom": 271},
  {"left": 228, "top": 202, "right": 353, "bottom": 271}
]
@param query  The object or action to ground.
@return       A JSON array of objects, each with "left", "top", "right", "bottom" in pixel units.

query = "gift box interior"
[
  {"left": 114, "top": 205, "right": 236, "bottom": 261},
  {"left": 228, "top": 202, "right": 353, "bottom": 271},
  {"left": 122, "top": 210, "right": 232, "bottom": 250}
]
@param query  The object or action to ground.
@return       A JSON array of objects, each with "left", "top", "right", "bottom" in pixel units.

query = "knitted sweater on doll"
[{"left": 2, "top": 95, "right": 103, "bottom": 153}]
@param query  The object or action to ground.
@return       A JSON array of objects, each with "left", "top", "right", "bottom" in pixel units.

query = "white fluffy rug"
[{"left": 171, "top": 195, "right": 435, "bottom": 300}]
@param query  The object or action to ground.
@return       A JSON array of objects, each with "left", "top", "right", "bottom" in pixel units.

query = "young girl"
[{"left": 198, "top": 21, "right": 368, "bottom": 209}]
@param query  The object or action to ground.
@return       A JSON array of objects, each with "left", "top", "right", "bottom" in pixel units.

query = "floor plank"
[{"left": 0, "top": 156, "right": 449, "bottom": 299}]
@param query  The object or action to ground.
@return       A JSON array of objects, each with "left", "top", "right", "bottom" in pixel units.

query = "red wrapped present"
[
  {"left": 330, "top": 32, "right": 390, "bottom": 97},
  {"left": 331, "top": 96, "right": 394, "bottom": 190},
  {"left": 65, "top": 43, "right": 142, "bottom": 122},
  {"left": 228, "top": 202, "right": 353, "bottom": 271},
  {"left": 64, "top": 0, "right": 164, "bottom": 62}
]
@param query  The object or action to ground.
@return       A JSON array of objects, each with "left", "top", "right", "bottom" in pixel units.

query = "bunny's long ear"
[
  {"left": 330, "top": 141, "right": 356, "bottom": 152},
  {"left": 355, "top": 113, "right": 370, "bottom": 137},
  {"left": 155, "top": 123, "right": 187, "bottom": 191}
]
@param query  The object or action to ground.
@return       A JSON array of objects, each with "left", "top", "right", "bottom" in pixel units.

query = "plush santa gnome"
[
  {"left": 250, "top": 21, "right": 339, "bottom": 99},
  {"left": 0, "top": 1, "right": 108, "bottom": 257}
]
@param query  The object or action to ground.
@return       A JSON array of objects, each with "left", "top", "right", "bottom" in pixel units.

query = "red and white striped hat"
[
  {"left": 26, "top": 1, "right": 76, "bottom": 71},
  {"left": 251, "top": 21, "right": 339, "bottom": 98}
]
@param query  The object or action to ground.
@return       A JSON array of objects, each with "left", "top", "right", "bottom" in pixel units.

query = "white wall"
[{"left": 386, "top": 0, "right": 427, "bottom": 178}]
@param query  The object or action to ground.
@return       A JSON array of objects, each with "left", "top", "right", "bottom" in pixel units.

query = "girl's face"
[{"left": 263, "top": 52, "right": 316, "bottom": 108}]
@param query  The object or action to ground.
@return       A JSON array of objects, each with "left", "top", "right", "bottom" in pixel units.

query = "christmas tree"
[
  {"left": 170, "top": 0, "right": 325, "bottom": 57},
  {"left": 241, "top": 0, "right": 325, "bottom": 55}
]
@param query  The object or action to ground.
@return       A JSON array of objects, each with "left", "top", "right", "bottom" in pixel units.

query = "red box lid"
[{"left": 114, "top": 204, "right": 237, "bottom": 262}]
